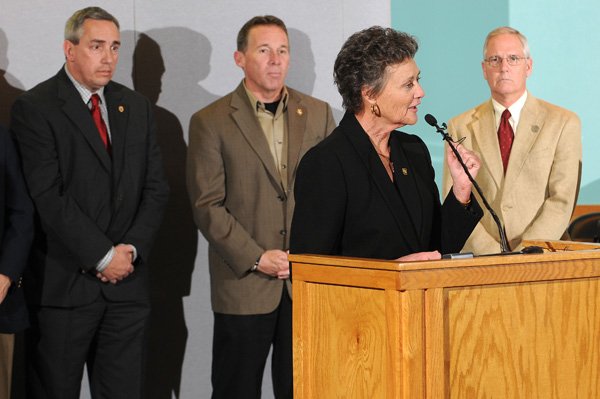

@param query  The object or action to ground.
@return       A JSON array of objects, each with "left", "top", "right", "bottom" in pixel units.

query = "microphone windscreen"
[
  {"left": 424, "top": 114, "right": 437, "bottom": 127},
  {"left": 521, "top": 246, "right": 544, "bottom": 254}
]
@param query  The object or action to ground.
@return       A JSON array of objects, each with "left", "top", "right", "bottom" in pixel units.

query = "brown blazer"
[
  {"left": 442, "top": 94, "right": 582, "bottom": 254},
  {"left": 187, "top": 82, "right": 335, "bottom": 314}
]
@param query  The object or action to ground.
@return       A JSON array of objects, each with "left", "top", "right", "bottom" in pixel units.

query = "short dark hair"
[
  {"left": 65, "top": 7, "right": 120, "bottom": 44},
  {"left": 334, "top": 26, "right": 418, "bottom": 113},
  {"left": 236, "top": 15, "right": 288, "bottom": 52}
]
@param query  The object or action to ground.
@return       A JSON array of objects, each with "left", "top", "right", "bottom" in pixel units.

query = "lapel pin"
[
  {"left": 118, "top": 105, "right": 125, "bottom": 113},
  {"left": 401, "top": 168, "right": 408, "bottom": 176},
  {"left": 296, "top": 108, "right": 303, "bottom": 116}
]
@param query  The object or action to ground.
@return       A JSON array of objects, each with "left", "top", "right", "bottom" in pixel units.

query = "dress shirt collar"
[
  {"left": 64, "top": 64, "right": 107, "bottom": 106},
  {"left": 491, "top": 91, "right": 528, "bottom": 133},
  {"left": 242, "top": 80, "right": 288, "bottom": 118}
]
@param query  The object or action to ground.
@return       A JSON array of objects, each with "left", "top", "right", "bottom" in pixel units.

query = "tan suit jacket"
[
  {"left": 442, "top": 94, "right": 581, "bottom": 254},
  {"left": 187, "top": 82, "right": 335, "bottom": 314}
]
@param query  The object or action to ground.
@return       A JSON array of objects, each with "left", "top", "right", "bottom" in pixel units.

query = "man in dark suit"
[
  {"left": 10, "top": 7, "right": 169, "bottom": 399},
  {"left": 187, "top": 15, "right": 335, "bottom": 399},
  {"left": 0, "top": 124, "right": 33, "bottom": 399}
]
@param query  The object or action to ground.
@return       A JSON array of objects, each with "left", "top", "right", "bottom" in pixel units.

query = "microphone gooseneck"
[{"left": 425, "top": 114, "right": 511, "bottom": 253}]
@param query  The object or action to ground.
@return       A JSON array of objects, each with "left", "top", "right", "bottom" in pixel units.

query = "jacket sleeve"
[
  {"left": 0, "top": 129, "right": 34, "bottom": 281},
  {"left": 119, "top": 97, "right": 170, "bottom": 261},
  {"left": 11, "top": 96, "right": 114, "bottom": 270}
]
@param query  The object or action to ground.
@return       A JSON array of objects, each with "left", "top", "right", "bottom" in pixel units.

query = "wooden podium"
[{"left": 290, "top": 240, "right": 600, "bottom": 398}]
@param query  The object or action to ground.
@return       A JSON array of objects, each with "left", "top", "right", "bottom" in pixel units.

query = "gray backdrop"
[{"left": 0, "top": 1, "right": 389, "bottom": 397}]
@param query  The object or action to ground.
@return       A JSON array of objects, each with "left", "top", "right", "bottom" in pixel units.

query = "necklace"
[
  {"left": 376, "top": 152, "right": 395, "bottom": 174},
  {"left": 367, "top": 135, "right": 395, "bottom": 179}
]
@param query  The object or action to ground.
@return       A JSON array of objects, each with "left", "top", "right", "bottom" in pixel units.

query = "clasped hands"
[
  {"left": 255, "top": 249, "right": 290, "bottom": 280},
  {"left": 96, "top": 244, "right": 135, "bottom": 284}
]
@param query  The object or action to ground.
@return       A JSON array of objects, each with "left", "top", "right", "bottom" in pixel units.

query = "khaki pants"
[{"left": 0, "top": 333, "right": 14, "bottom": 399}]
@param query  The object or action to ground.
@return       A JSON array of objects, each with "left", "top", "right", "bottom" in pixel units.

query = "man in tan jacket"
[
  {"left": 186, "top": 15, "right": 335, "bottom": 399},
  {"left": 443, "top": 27, "right": 581, "bottom": 254}
]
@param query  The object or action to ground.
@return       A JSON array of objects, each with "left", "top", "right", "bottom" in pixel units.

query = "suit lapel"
[
  {"left": 57, "top": 70, "right": 111, "bottom": 172},
  {"left": 390, "top": 134, "right": 423, "bottom": 242},
  {"left": 104, "top": 83, "right": 127, "bottom": 185},
  {"left": 471, "top": 101, "right": 504, "bottom": 189},
  {"left": 341, "top": 114, "right": 419, "bottom": 253},
  {"left": 286, "top": 90, "right": 307, "bottom": 188},
  {"left": 504, "top": 95, "right": 544, "bottom": 192},
  {"left": 230, "top": 84, "right": 284, "bottom": 195}
]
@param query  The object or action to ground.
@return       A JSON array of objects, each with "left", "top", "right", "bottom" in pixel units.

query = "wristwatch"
[{"left": 251, "top": 256, "right": 260, "bottom": 272}]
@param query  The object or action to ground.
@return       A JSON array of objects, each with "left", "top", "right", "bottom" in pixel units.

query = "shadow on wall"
[
  {"left": 286, "top": 27, "right": 316, "bottom": 95},
  {"left": 126, "top": 28, "right": 216, "bottom": 399},
  {"left": 0, "top": 28, "right": 25, "bottom": 127},
  {"left": 287, "top": 27, "right": 343, "bottom": 122}
]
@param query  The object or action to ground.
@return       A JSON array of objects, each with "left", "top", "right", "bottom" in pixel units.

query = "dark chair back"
[{"left": 568, "top": 212, "right": 600, "bottom": 243}]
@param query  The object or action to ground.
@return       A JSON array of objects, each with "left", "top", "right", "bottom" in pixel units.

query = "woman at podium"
[{"left": 290, "top": 26, "right": 483, "bottom": 260}]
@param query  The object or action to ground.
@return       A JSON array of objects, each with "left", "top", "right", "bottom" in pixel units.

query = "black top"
[{"left": 290, "top": 112, "right": 482, "bottom": 259}]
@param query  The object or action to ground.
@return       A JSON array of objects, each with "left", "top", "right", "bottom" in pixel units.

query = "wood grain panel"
[
  {"left": 400, "top": 289, "right": 425, "bottom": 398},
  {"left": 301, "top": 283, "right": 388, "bottom": 398},
  {"left": 447, "top": 278, "right": 600, "bottom": 398},
  {"left": 425, "top": 288, "right": 447, "bottom": 399}
]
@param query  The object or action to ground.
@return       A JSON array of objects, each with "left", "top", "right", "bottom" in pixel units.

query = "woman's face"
[{"left": 370, "top": 58, "right": 424, "bottom": 127}]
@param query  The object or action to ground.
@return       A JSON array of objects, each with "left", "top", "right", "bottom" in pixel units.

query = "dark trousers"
[
  {"left": 212, "top": 287, "right": 292, "bottom": 399},
  {"left": 26, "top": 295, "right": 150, "bottom": 399}
]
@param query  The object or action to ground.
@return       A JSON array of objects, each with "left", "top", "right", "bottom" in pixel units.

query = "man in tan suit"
[
  {"left": 442, "top": 26, "right": 581, "bottom": 254},
  {"left": 187, "top": 15, "right": 335, "bottom": 399}
]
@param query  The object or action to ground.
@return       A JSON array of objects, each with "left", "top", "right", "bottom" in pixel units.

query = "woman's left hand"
[
  {"left": 446, "top": 143, "right": 480, "bottom": 204},
  {"left": 395, "top": 251, "right": 441, "bottom": 262}
]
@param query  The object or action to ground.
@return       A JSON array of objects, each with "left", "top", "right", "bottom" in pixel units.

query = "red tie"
[
  {"left": 90, "top": 94, "right": 111, "bottom": 152},
  {"left": 498, "top": 109, "right": 514, "bottom": 173}
]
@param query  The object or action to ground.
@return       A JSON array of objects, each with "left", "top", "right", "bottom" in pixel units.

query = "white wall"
[{"left": 0, "top": 1, "right": 389, "bottom": 398}]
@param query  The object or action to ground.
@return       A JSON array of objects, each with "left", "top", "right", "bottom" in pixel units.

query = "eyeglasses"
[{"left": 484, "top": 55, "right": 528, "bottom": 68}]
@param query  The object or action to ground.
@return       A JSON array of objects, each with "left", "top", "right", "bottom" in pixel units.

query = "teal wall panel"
[
  {"left": 510, "top": 2, "right": 600, "bottom": 202},
  {"left": 391, "top": 0, "right": 599, "bottom": 203}
]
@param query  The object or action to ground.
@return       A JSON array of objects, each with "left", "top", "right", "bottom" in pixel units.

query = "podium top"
[{"left": 289, "top": 240, "right": 600, "bottom": 290}]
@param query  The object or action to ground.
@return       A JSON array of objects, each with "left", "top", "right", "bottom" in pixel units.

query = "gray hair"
[
  {"left": 64, "top": 7, "right": 120, "bottom": 44},
  {"left": 334, "top": 26, "right": 418, "bottom": 113},
  {"left": 483, "top": 26, "right": 530, "bottom": 59}
]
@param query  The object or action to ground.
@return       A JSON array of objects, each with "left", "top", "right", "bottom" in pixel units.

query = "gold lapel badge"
[
  {"left": 401, "top": 167, "right": 408, "bottom": 176},
  {"left": 296, "top": 108, "right": 304, "bottom": 116},
  {"left": 118, "top": 105, "right": 125, "bottom": 113}
]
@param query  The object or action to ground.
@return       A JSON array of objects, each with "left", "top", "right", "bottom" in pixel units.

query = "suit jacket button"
[
  {"left": 280, "top": 229, "right": 287, "bottom": 236},
  {"left": 277, "top": 195, "right": 285, "bottom": 202}
]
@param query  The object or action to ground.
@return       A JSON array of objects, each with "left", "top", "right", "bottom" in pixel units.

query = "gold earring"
[{"left": 370, "top": 103, "right": 381, "bottom": 117}]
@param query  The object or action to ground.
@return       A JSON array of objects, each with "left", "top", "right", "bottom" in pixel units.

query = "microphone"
[
  {"left": 443, "top": 245, "right": 544, "bottom": 259},
  {"left": 425, "top": 113, "right": 511, "bottom": 253},
  {"left": 479, "top": 245, "right": 544, "bottom": 257}
]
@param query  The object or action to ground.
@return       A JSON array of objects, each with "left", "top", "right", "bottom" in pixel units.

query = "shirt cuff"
[
  {"left": 96, "top": 247, "right": 115, "bottom": 272},
  {"left": 130, "top": 245, "right": 138, "bottom": 262}
]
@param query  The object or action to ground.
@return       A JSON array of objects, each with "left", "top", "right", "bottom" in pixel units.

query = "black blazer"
[
  {"left": 0, "top": 126, "right": 34, "bottom": 333},
  {"left": 290, "top": 112, "right": 482, "bottom": 259},
  {"left": 10, "top": 68, "right": 169, "bottom": 307}
]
